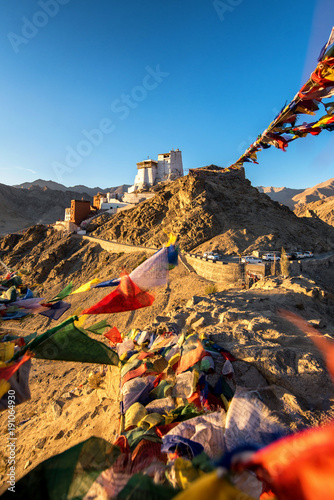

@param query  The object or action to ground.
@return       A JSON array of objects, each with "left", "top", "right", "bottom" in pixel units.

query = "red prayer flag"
[
  {"left": 82, "top": 273, "right": 154, "bottom": 315},
  {"left": 0, "top": 353, "right": 31, "bottom": 381},
  {"left": 175, "top": 341, "right": 207, "bottom": 375},
  {"left": 104, "top": 326, "right": 123, "bottom": 346},
  {"left": 121, "top": 364, "right": 148, "bottom": 387},
  {"left": 246, "top": 421, "right": 334, "bottom": 500},
  {"left": 155, "top": 423, "right": 179, "bottom": 437}
]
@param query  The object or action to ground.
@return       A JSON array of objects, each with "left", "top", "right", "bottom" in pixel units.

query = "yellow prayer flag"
[
  {"left": 166, "top": 233, "right": 177, "bottom": 247},
  {"left": 71, "top": 278, "right": 101, "bottom": 295},
  {"left": 172, "top": 471, "right": 256, "bottom": 500},
  {"left": 0, "top": 379, "right": 11, "bottom": 398},
  {"left": 0, "top": 342, "right": 15, "bottom": 362},
  {"left": 313, "top": 114, "right": 333, "bottom": 127},
  {"left": 138, "top": 412, "right": 163, "bottom": 429},
  {"left": 74, "top": 310, "right": 87, "bottom": 327},
  {"left": 124, "top": 402, "right": 147, "bottom": 430}
]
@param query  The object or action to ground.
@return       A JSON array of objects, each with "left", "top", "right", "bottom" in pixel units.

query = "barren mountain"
[
  {"left": 92, "top": 166, "right": 334, "bottom": 254},
  {"left": 14, "top": 179, "right": 131, "bottom": 198},
  {"left": 292, "top": 177, "right": 334, "bottom": 205},
  {"left": 256, "top": 186, "right": 304, "bottom": 209},
  {"left": 0, "top": 183, "right": 91, "bottom": 235},
  {"left": 294, "top": 196, "right": 334, "bottom": 227},
  {"left": 258, "top": 177, "right": 334, "bottom": 209}
]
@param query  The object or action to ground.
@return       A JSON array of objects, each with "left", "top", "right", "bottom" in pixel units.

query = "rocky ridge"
[{"left": 92, "top": 167, "right": 334, "bottom": 254}]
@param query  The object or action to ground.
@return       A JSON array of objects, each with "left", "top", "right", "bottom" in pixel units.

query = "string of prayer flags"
[{"left": 229, "top": 27, "right": 334, "bottom": 170}]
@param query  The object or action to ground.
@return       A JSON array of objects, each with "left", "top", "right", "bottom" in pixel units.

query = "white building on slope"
[{"left": 127, "top": 149, "right": 183, "bottom": 194}]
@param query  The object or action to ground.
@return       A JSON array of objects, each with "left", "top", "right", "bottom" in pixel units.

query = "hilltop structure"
[{"left": 127, "top": 149, "right": 183, "bottom": 194}]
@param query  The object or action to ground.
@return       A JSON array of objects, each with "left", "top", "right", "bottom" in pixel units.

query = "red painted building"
[{"left": 69, "top": 200, "right": 91, "bottom": 225}]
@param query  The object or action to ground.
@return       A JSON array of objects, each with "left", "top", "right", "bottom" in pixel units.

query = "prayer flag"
[
  {"left": 71, "top": 278, "right": 101, "bottom": 294},
  {"left": 246, "top": 421, "right": 334, "bottom": 500},
  {"left": 49, "top": 282, "right": 73, "bottom": 302},
  {"left": 39, "top": 301, "right": 71, "bottom": 321},
  {"left": 94, "top": 278, "right": 120, "bottom": 288},
  {"left": 129, "top": 247, "right": 169, "bottom": 290},
  {"left": 104, "top": 326, "right": 123, "bottom": 346},
  {"left": 82, "top": 274, "right": 154, "bottom": 315},
  {"left": 86, "top": 319, "right": 110, "bottom": 335}
]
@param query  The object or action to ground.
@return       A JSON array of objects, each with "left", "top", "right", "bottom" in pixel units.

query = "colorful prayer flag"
[{"left": 82, "top": 274, "right": 154, "bottom": 315}]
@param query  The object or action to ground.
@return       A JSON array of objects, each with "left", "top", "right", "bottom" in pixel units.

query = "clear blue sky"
[{"left": 0, "top": 0, "right": 333, "bottom": 189}]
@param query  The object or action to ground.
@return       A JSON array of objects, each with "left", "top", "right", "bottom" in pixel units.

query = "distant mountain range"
[
  {"left": 0, "top": 183, "right": 91, "bottom": 235},
  {"left": 294, "top": 196, "right": 334, "bottom": 227},
  {"left": 257, "top": 177, "right": 334, "bottom": 228},
  {"left": 13, "top": 179, "right": 131, "bottom": 198},
  {"left": 257, "top": 177, "right": 334, "bottom": 209},
  {"left": 1, "top": 180, "right": 131, "bottom": 235},
  {"left": 15, "top": 177, "right": 334, "bottom": 209}
]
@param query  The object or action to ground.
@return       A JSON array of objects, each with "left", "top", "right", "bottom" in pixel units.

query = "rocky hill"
[
  {"left": 14, "top": 179, "right": 131, "bottom": 198},
  {"left": 257, "top": 177, "right": 334, "bottom": 210},
  {"left": 92, "top": 166, "right": 334, "bottom": 254},
  {"left": 294, "top": 196, "right": 334, "bottom": 227},
  {"left": 0, "top": 183, "right": 91, "bottom": 235}
]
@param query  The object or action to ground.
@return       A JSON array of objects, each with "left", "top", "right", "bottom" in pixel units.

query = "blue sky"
[{"left": 0, "top": 0, "right": 333, "bottom": 189}]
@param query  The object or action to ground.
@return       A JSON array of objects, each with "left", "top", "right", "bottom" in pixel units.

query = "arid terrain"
[{"left": 1, "top": 168, "right": 334, "bottom": 494}]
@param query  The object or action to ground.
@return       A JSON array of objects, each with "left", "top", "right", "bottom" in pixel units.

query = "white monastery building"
[{"left": 127, "top": 149, "right": 183, "bottom": 193}]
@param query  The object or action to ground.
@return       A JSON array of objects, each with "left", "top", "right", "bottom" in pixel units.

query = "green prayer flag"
[
  {"left": 1, "top": 275, "right": 22, "bottom": 288},
  {"left": 49, "top": 281, "right": 73, "bottom": 302},
  {"left": 220, "top": 376, "right": 235, "bottom": 400},
  {"left": 149, "top": 379, "right": 173, "bottom": 399},
  {"left": 86, "top": 319, "right": 110, "bottom": 335},
  {"left": 123, "top": 428, "right": 162, "bottom": 450},
  {"left": 12, "top": 316, "right": 119, "bottom": 365},
  {"left": 1, "top": 437, "right": 121, "bottom": 500},
  {"left": 11, "top": 316, "right": 76, "bottom": 361}
]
